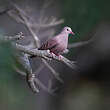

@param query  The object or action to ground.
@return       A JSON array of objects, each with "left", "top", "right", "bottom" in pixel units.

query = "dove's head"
[{"left": 62, "top": 26, "right": 75, "bottom": 35}]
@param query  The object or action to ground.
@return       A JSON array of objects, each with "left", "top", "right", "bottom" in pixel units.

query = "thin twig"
[
  {"left": 34, "top": 78, "right": 56, "bottom": 95},
  {"left": 27, "top": 73, "right": 40, "bottom": 93},
  {"left": 12, "top": 3, "right": 40, "bottom": 47},
  {"left": 8, "top": 10, "right": 25, "bottom": 24},
  {"left": 32, "top": 19, "right": 64, "bottom": 28},
  {"left": 0, "top": 7, "right": 11, "bottom": 15},
  {"left": 0, "top": 32, "right": 24, "bottom": 42},
  {"left": 14, "top": 65, "right": 26, "bottom": 76},
  {"left": 42, "top": 59, "right": 64, "bottom": 83},
  {"left": 14, "top": 66, "right": 56, "bottom": 94},
  {"left": 34, "top": 64, "right": 45, "bottom": 76},
  {"left": 68, "top": 37, "right": 94, "bottom": 48}
]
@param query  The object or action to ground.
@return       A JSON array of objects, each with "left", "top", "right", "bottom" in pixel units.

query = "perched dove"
[{"left": 31, "top": 26, "right": 74, "bottom": 58}]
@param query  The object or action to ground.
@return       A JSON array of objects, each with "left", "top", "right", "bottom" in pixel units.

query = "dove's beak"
[{"left": 70, "top": 31, "right": 75, "bottom": 35}]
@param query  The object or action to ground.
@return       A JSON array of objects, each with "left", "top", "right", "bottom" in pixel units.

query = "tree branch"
[
  {"left": 12, "top": 3, "right": 40, "bottom": 47},
  {"left": 32, "top": 19, "right": 64, "bottom": 28},
  {"left": 14, "top": 66, "right": 56, "bottom": 95},
  {"left": 15, "top": 43, "right": 76, "bottom": 69},
  {"left": 34, "top": 64, "right": 45, "bottom": 76},
  {"left": 0, "top": 32, "right": 24, "bottom": 42}
]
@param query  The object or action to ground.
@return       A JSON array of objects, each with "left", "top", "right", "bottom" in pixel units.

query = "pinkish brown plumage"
[
  {"left": 31, "top": 26, "right": 74, "bottom": 58},
  {"left": 39, "top": 26, "right": 74, "bottom": 56}
]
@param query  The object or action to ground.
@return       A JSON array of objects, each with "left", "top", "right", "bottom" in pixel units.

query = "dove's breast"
[{"left": 51, "top": 36, "right": 68, "bottom": 55}]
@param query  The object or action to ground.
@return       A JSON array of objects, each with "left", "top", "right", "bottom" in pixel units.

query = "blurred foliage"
[
  {"left": 62, "top": 82, "right": 103, "bottom": 110},
  {"left": 0, "top": 38, "right": 37, "bottom": 110}
]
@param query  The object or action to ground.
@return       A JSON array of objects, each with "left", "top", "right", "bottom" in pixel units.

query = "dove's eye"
[{"left": 67, "top": 29, "right": 69, "bottom": 31}]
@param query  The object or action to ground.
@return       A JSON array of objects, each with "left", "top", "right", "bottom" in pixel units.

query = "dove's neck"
[
  {"left": 61, "top": 32, "right": 69, "bottom": 38},
  {"left": 58, "top": 32, "right": 69, "bottom": 43}
]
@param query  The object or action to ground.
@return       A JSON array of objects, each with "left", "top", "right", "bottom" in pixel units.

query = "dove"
[{"left": 31, "top": 26, "right": 74, "bottom": 59}]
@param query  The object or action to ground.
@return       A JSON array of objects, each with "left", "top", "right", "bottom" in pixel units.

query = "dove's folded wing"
[{"left": 39, "top": 38, "right": 58, "bottom": 50}]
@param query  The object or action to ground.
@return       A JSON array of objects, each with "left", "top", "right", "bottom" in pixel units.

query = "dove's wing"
[{"left": 39, "top": 37, "right": 58, "bottom": 50}]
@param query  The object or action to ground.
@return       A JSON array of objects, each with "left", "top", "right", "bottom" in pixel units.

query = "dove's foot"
[
  {"left": 55, "top": 54, "right": 63, "bottom": 60},
  {"left": 48, "top": 50, "right": 56, "bottom": 58},
  {"left": 58, "top": 55, "right": 63, "bottom": 60},
  {"left": 51, "top": 52, "right": 56, "bottom": 57}
]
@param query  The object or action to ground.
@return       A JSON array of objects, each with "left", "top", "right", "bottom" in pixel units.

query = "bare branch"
[
  {"left": 12, "top": 3, "right": 40, "bottom": 47},
  {"left": 8, "top": 10, "right": 25, "bottom": 24},
  {"left": 34, "top": 77, "right": 56, "bottom": 95},
  {"left": 13, "top": 65, "right": 26, "bottom": 76},
  {"left": 15, "top": 43, "right": 76, "bottom": 69},
  {"left": 34, "top": 64, "right": 45, "bottom": 76},
  {"left": 0, "top": 7, "right": 11, "bottom": 15},
  {"left": 27, "top": 73, "right": 40, "bottom": 93},
  {"left": 68, "top": 37, "right": 94, "bottom": 48},
  {"left": 14, "top": 66, "right": 56, "bottom": 94},
  {"left": 32, "top": 19, "right": 64, "bottom": 28},
  {"left": 60, "top": 56, "right": 77, "bottom": 69},
  {"left": 48, "top": 79, "right": 58, "bottom": 93},
  {"left": 48, "top": 79, "right": 52, "bottom": 90},
  {"left": 42, "top": 59, "right": 64, "bottom": 83},
  {"left": 14, "top": 51, "right": 40, "bottom": 93},
  {"left": 0, "top": 32, "right": 24, "bottom": 42}
]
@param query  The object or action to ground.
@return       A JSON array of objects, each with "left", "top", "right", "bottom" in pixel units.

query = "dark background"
[{"left": 0, "top": 0, "right": 110, "bottom": 110}]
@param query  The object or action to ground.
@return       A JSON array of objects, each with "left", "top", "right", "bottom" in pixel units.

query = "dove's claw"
[
  {"left": 58, "top": 55, "right": 63, "bottom": 60},
  {"left": 51, "top": 53, "right": 56, "bottom": 57}
]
